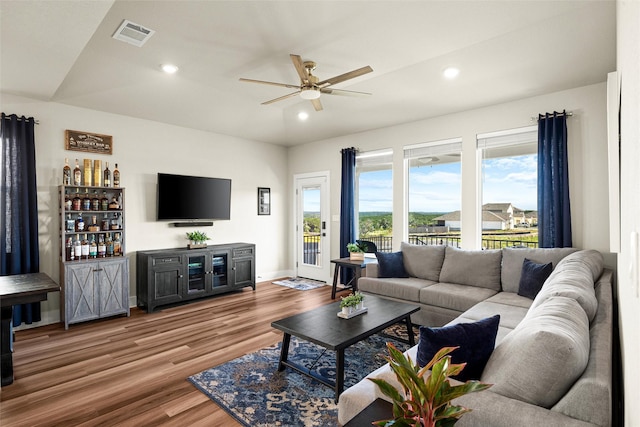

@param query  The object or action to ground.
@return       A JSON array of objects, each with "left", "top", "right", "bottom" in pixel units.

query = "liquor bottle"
[
  {"left": 64, "top": 193, "right": 71, "bottom": 211},
  {"left": 66, "top": 214, "right": 75, "bottom": 232},
  {"left": 97, "top": 235, "right": 106, "bottom": 258},
  {"left": 93, "top": 160, "right": 102, "bottom": 187},
  {"left": 103, "top": 162, "right": 111, "bottom": 187},
  {"left": 88, "top": 215, "right": 100, "bottom": 232},
  {"left": 72, "top": 189, "right": 82, "bottom": 211},
  {"left": 89, "top": 236, "right": 97, "bottom": 259},
  {"left": 66, "top": 237, "right": 73, "bottom": 261},
  {"left": 101, "top": 192, "right": 109, "bottom": 211},
  {"left": 101, "top": 213, "right": 109, "bottom": 231},
  {"left": 81, "top": 234, "right": 90, "bottom": 260},
  {"left": 113, "top": 233, "right": 122, "bottom": 256},
  {"left": 73, "top": 159, "right": 82, "bottom": 186},
  {"left": 91, "top": 191, "right": 100, "bottom": 211},
  {"left": 82, "top": 189, "right": 91, "bottom": 210},
  {"left": 106, "top": 233, "right": 114, "bottom": 257},
  {"left": 63, "top": 158, "right": 71, "bottom": 185},
  {"left": 73, "top": 236, "right": 82, "bottom": 260},
  {"left": 75, "top": 213, "right": 85, "bottom": 232},
  {"left": 113, "top": 163, "right": 120, "bottom": 187}
]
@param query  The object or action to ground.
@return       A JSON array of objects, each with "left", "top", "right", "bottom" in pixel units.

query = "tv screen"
[{"left": 157, "top": 173, "right": 231, "bottom": 221}]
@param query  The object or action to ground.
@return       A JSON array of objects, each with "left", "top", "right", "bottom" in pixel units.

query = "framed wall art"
[
  {"left": 65, "top": 129, "right": 113, "bottom": 155},
  {"left": 258, "top": 187, "right": 270, "bottom": 215}
]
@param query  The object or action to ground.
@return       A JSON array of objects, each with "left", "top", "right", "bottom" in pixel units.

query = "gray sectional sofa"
[{"left": 338, "top": 244, "right": 613, "bottom": 427}]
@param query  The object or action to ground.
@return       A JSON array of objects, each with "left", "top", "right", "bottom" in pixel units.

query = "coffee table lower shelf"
[{"left": 343, "top": 398, "right": 393, "bottom": 426}]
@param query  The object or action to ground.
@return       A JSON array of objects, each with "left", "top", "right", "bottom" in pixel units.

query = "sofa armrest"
[
  {"left": 365, "top": 263, "right": 379, "bottom": 277},
  {"left": 453, "top": 391, "right": 596, "bottom": 427}
]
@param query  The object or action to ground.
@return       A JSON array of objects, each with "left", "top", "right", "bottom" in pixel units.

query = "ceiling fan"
[{"left": 239, "top": 54, "right": 373, "bottom": 111}]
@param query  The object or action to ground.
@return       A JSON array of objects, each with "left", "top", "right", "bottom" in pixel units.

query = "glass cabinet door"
[
  {"left": 211, "top": 253, "right": 227, "bottom": 288},
  {"left": 187, "top": 254, "right": 206, "bottom": 294}
]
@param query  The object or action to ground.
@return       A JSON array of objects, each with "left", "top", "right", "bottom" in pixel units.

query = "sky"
[{"left": 358, "top": 153, "right": 537, "bottom": 213}]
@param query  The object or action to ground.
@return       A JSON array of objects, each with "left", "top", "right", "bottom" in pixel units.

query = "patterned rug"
[
  {"left": 272, "top": 277, "right": 326, "bottom": 291},
  {"left": 188, "top": 324, "right": 415, "bottom": 427}
]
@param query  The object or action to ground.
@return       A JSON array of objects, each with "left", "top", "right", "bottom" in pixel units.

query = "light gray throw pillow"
[
  {"left": 439, "top": 247, "right": 502, "bottom": 291},
  {"left": 400, "top": 242, "right": 445, "bottom": 281},
  {"left": 481, "top": 296, "right": 590, "bottom": 408}
]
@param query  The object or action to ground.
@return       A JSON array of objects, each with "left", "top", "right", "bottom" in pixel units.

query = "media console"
[{"left": 136, "top": 242, "right": 255, "bottom": 313}]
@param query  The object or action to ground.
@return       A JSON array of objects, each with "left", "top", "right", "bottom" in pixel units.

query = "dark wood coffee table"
[{"left": 271, "top": 295, "right": 419, "bottom": 401}]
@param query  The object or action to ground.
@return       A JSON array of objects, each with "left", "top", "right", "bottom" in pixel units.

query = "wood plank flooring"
[{"left": 0, "top": 281, "right": 338, "bottom": 426}]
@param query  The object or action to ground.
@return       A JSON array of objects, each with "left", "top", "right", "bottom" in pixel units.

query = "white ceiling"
[{"left": 0, "top": 1, "right": 616, "bottom": 146}]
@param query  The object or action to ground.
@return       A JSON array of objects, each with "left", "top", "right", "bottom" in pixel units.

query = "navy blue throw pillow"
[
  {"left": 416, "top": 315, "right": 500, "bottom": 382},
  {"left": 518, "top": 258, "right": 553, "bottom": 299},
  {"left": 375, "top": 251, "right": 409, "bottom": 278}
]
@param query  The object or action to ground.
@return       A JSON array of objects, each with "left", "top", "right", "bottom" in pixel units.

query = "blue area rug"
[
  {"left": 188, "top": 325, "right": 413, "bottom": 427},
  {"left": 272, "top": 277, "right": 326, "bottom": 291}
]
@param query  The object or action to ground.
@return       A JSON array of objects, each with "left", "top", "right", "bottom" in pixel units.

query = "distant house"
[{"left": 432, "top": 203, "right": 536, "bottom": 231}]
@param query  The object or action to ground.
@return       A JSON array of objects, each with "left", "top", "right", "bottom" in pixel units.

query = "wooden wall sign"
[{"left": 65, "top": 130, "right": 113, "bottom": 155}]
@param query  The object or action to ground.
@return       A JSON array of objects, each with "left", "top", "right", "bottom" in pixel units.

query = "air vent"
[{"left": 112, "top": 19, "right": 155, "bottom": 47}]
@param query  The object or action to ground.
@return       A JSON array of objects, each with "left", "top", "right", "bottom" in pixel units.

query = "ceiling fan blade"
[
  {"left": 311, "top": 98, "right": 323, "bottom": 111},
  {"left": 262, "top": 91, "right": 301, "bottom": 105},
  {"left": 320, "top": 87, "right": 372, "bottom": 97},
  {"left": 317, "top": 65, "right": 373, "bottom": 87},
  {"left": 239, "top": 78, "right": 301, "bottom": 90},
  {"left": 290, "top": 54, "right": 308, "bottom": 83}
]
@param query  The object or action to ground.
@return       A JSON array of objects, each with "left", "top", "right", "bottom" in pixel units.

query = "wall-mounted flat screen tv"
[{"left": 157, "top": 173, "right": 231, "bottom": 221}]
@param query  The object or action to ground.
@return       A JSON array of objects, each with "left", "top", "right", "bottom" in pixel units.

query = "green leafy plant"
[
  {"left": 186, "top": 231, "right": 210, "bottom": 243},
  {"left": 347, "top": 242, "right": 366, "bottom": 253},
  {"left": 340, "top": 291, "right": 364, "bottom": 308},
  {"left": 369, "top": 343, "right": 492, "bottom": 427}
]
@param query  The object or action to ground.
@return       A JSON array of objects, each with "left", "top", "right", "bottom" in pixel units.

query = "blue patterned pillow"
[
  {"left": 375, "top": 251, "right": 409, "bottom": 278},
  {"left": 416, "top": 315, "right": 500, "bottom": 381},
  {"left": 518, "top": 258, "right": 553, "bottom": 299}
]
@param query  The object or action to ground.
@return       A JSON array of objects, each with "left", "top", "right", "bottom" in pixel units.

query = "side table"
[
  {"left": 343, "top": 398, "right": 393, "bottom": 426},
  {"left": 330, "top": 257, "right": 376, "bottom": 299}
]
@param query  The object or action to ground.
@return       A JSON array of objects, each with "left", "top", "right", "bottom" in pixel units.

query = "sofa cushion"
[
  {"left": 484, "top": 292, "right": 533, "bottom": 309},
  {"left": 460, "top": 300, "right": 529, "bottom": 330},
  {"left": 518, "top": 258, "right": 553, "bottom": 299},
  {"left": 481, "top": 296, "right": 590, "bottom": 409},
  {"left": 501, "top": 247, "right": 578, "bottom": 293},
  {"left": 419, "top": 282, "right": 498, "bottom": 312},
  {"left": 358, "top": 277, "right": 435, "bottom": 302},
  {"left": 439, "top": 247, "right": 502, "bottom": 290},
  {"left": 375, "top": 251, "right": 409, "bottom": 278},
  {"left": 416, "top": 315, "right": 500, "bottom": 382},
  {"left": 529, "top": 250, "right": 603, "bottom": 322},
  {"left": 400, "top": 242, "right": 446, "bottom": 281}
]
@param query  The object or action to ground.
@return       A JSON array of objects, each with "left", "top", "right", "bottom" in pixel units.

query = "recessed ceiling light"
[
  {"left": 443, "top": 67, "right": 460, "bottom": 79},
  {"left": 161, "top": 64, "right": 179, "bottom": 74},
  {"left": 298, "top": 112, "right": 309, "bottom": 121}
]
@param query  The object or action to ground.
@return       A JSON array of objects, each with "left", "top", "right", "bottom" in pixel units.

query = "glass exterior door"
[{"left": 295, "top": 174, "right": 330, "bottom": 282}]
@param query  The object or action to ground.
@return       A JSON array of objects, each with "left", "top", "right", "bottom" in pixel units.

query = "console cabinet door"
[
  {"left": 232, "top": 246, "right": 255, "bottom": 289},
  {"left": 209, "top": 250, "right": 231, "bottom": 294},
  {"left": 98, "top": 258, "right": 129, "bottom": 317},
  {"left": 65, "top": 263, "right": 100, "bottom": 324}
]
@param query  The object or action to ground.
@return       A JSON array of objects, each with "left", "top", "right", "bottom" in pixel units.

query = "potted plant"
[
  {"left": 347, "top": 242, "right": 366, "bottom": 261},
  {"left": 340, "top": 291, "right": 365, "bottom": 315},
  {"left": 369, "top": 343, "right": 492, "bottom": 427},
  {"left": 186, "top": 231, "right": 210, "bottom": 249}
]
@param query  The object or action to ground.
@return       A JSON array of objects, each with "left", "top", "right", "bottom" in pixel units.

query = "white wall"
[
  {"left": 617, "top": 1, "right": 640, "bottom": 425},
  {"left": 289, "top": 82, "right": 614, "bottom": 269},
  {"left": 1, "top": 95, "right": 291, "bottom": 326}
]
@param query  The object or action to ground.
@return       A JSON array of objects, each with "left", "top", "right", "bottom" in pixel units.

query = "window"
[
  {"left": 404, "top": 138, "right": 462, "bottom": 247},
  {"left": 355, "top": 149, "right": 393, "bottom": 252},
  {"left": 477, "top": 126, "right": 538, "bottom": 248}
]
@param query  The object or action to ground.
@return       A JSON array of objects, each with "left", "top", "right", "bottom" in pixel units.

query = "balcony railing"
[{"left": 301, "top": 233, "right": 537, "bottom": 264}]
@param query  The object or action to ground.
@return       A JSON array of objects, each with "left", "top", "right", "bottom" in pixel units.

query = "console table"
[{"left": 0, "top": 273, "right": 59, "bottom": 386}]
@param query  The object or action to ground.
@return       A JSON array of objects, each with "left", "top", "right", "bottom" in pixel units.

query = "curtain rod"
[
  {"left": 1, "top": 114, "right": 39, "bottom": 125},
  {"left": 530, "top": 111, "right": 573, "bottom": 122}
]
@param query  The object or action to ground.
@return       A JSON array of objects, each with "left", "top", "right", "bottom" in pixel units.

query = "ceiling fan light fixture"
[{"left": 300, "top": 87, "right": 321, "bottom": 100}]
